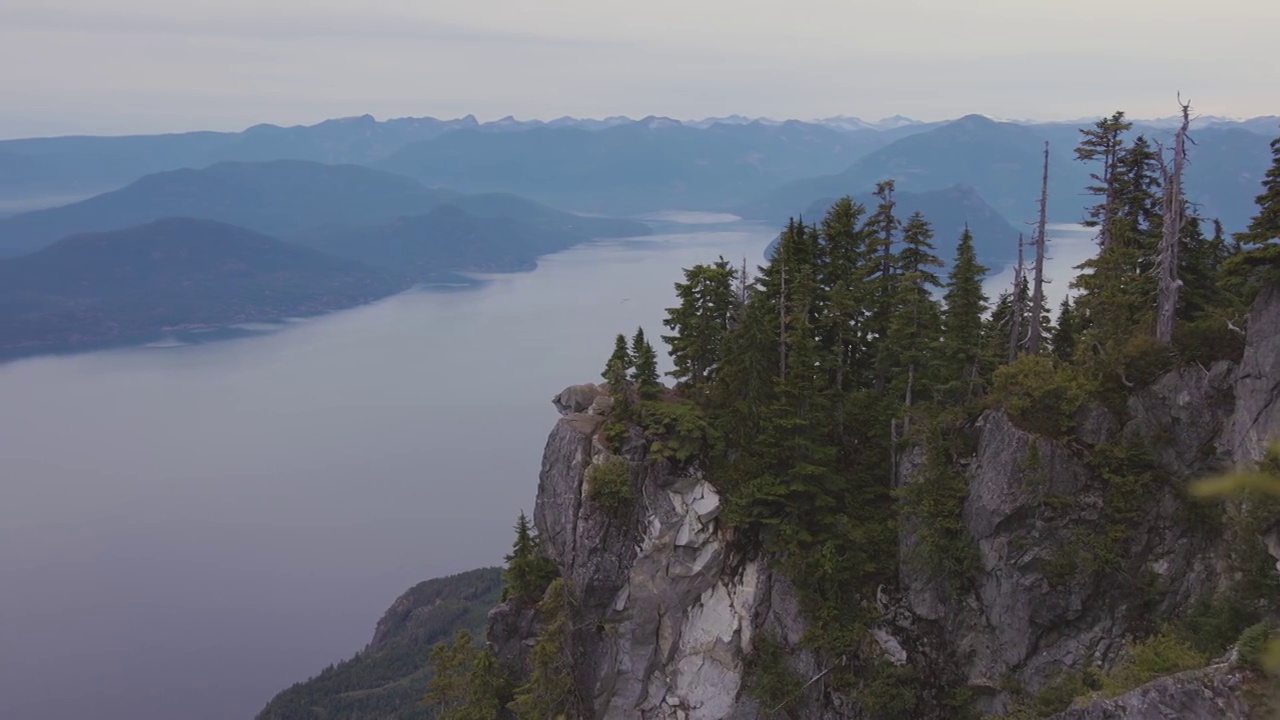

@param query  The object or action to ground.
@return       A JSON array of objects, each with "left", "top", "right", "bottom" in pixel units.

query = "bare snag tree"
[
  {"left": 1028, "top": 141, "right": 1050, "bottom": 354},
  {"left": 1155, "top": 97, "right": 1193, "bottom": 345}
]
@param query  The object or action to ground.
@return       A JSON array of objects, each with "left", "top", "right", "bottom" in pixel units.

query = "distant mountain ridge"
[
  {"left": 0, "top": 160, "right": 649, "bottom": 257},
  {"left": 0, "top": 218, "right": 408, "bottom": 354}
]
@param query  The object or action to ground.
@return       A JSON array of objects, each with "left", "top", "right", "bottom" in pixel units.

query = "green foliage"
[
  {"left": 1005, "top": 670, "right": 1099, "bottom": 719},
  {"left": 1099, "top": 628, "right": 1206, "bottom": 697},
  {"left": 1118, "top": 334, "right": 1175, "bottom": 386},
  {"left": 639, "top": 399, "right": 719, "bottom": 465},
  {"left": 942, "top": 226, "right": 989, "bottom": 389},
  {"left": 586, "top": 456, "right": 635, "bottom": 514},
  {"left": 257, "top": 568, "right": 503, "bottom": 720},
  {"left": 897, "top": 420, "right": 979, "bottom": 590},
  {"left": 1173, "top": 595, "right": 1258, "bottom": 659},
  {"left": 425, "top": 630, "right": 509, "bottom": 720},
  {"left": 991, "top": 355, "right": 1091, "bottom": 437},
  {"left": 1051, "top": 296, "right": 1077, "bottom": 362},
  {"left": 1173, "top": 316, "right": 1247, "bottom": 366},
  {"left": 1235, "top": 622, "right": 1271, "bottom": 672},
  {"left": 743, "top": 635, "right": 805, "bottom": 715},
  {"left": 509, "top": 579, "right": 580, "bottom": 720},
  {"left": 630, "top": 327, "right": 662, "bottom": 400},
  {"left": 503, "top": 513, "right": 557, "bottom": 602},
  {"left": 662, "top": 258, "right": 740, "bottom": 390},
  {"left": 857, "top": 662, "right": 924, "bottom": 717},
  {"left": 1235, "top": 131, "right": 1280, "bottom": 250}
]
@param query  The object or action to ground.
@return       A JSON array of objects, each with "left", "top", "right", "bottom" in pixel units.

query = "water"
[{"left": 0, "top": 226, "right": 772, "bottom": 720}]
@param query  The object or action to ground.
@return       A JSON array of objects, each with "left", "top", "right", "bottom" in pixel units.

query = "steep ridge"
[{"left": 484, "top": 282, "right": 1280, "bottom": 719}]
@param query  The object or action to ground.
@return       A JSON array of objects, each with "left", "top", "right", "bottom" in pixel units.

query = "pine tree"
[
  {"left": 941, "top": 226, "right": 989, "bottom": 388},
  {"left": 662, "top": 258, "right": 739, "bottom": 391},
  {"left": 1228, "top": 128, "right": 1280, "bottom": 277},
  {"left": 863, "top": 181, "right": 900, "bottom": 394},
  {"left": 1076, "top": 111, "right": 1133, "bottom": 249},
  {"left": 602, "top": 333, "right": 635, "bottom": 421},
  {"left": 1178, "top": 216, "right": 1231, "bottom": 321},
  {"left": 631, "top": 327, "right": 661, "bottom": 400},
  {"left": 887, "top": 212, "right": 944, "bottom": 418},
  {"left": 816, "top": 197, "right": 870, "bottom": 393},
  {"left": 1073, "top": 131, "right": 1164, "bottom": 353},
  {"left": 503, "top": 512, "right": 556, "bottom": 602},
  {"left": 509, "top": 579, "right": 579, "bottom": 720},
  {"left": 1052, "top": 296, "right": 1078, "bottom": 361},
  {"left": 425, "top": 631, "right": 506, "bottom": 720}
]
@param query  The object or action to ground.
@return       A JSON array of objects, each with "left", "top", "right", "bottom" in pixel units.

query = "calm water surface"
[
  {"left": 0, "top": 220, "right": 1092, "bottom": 720},
  {"left": 0, "top": 226, "right": 771, "bottom": 720}
]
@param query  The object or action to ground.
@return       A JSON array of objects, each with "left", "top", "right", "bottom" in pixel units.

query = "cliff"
[{"left": 486, "top": 284, "right": 1280, "bottom": 719}]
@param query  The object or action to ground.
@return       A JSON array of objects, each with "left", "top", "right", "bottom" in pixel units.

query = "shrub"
[
  {"left": 1174, "top": 317, "right": 1247, "bottom": 366},
  {"left": 991, "top": 355, "right": 1091, "bottom": 437},
  {"left": 586, "top": 457, "right": 634, "bottom": 514},
  {"left": 1100, "top": 628, "right": 1206, "bottom": 696},
  {"left": 743, "top": 635, "right": 804, "bottom": 714},
  {"left": 1235, "top": 622, "right": 1271, "bottom": 671},
  {"left": 1119, "top": 334, "right": 1175, "bottom": 386},
  {"left": 639, "top": 399, "right": 719, "bottom": 464}
]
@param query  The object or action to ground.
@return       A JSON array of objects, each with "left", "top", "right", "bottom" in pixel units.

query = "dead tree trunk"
[
  {"left": 1008, "top": 233, "right": 1026, "bottom": 363},
  {"left": 1155, "top": 98, "right": 1192, "bottom": 345},
  {"left": 1028, "top": 141, "right": 1050, "bottom": 354}
]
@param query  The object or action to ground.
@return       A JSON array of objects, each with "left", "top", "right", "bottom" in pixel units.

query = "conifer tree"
[
  {"left": 425, "top": 631, "right": 507, "bottom": 720},
  {"left": 631, "top": 327, "right": 661, "bottom": 400},
  {"left": 662, "top": 259, "right": 738, "bottom": 390},
  {"left": 816, "top": 197, "right": 870, "bottom": 393},
  {"left": 1230, "top": 128, "right": 1280, "bottom": 276},
  {"left": 887, "top": 212, "right": 944, "bottom": 417},
  {"left": 602, "top": 333, "right": 634, "bottom": 419},
  {"left": 1076, "top": 111, "right": 1133, "bottom": 249},
  {"left": 503, "top": 512, "right": 555, "bottom": 602},
  {"left": 863, "top": 181, "right": 900, "bottom": 394},
  {"left": 942, "top": 226, "right": 989, "bottom": 387},
  {"left": 509, "top": 579, "right": 579, "bottom": 720},
  {"left": 1052, "top": 296, "right": 1078, "bottom": 361}
]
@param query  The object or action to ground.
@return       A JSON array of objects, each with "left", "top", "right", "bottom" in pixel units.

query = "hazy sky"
[{"left": 2, "top": 0, "right": 1277, "bottom": 137}]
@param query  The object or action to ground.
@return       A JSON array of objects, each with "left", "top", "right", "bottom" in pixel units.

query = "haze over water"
[{"left": 0, "top": 219, "right": 1090, "bottom": 720}]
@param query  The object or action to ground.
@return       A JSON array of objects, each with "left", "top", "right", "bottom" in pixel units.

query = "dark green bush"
[
  {"left": 1119, "top": 334, "right": 1176, "bottom": 385},
  {"left": 1173, "top": 317, "right": 1247, "bottom": 366},
  {"left": 991, "top": 355, "right": 1092, "bottom": 437},
  {"left": 586, "top": 457, "right": 635, "bottom": 514}
]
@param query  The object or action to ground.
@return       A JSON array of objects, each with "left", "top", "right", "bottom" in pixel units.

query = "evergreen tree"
[
  {"left": 503, "top": 512, "right": 556, "bottom": 602},
  {"left": 424, "top": 631, "right": 510, "bottom": 720},
  {"left": 631, "top": 327, "right": 661, "bottom": 400},
  {"left": 816, "top": 197, "right": 870, "bottom": 393},
  {"left": 509, "top": 579, "right": 579, "bottom": 720},
  {"left": 887, "top": 212, "right": 944, "bottom": 415},
  {"left": 662, "top": 259, "right": 739, "bottom": 390},
  {"left": 1052, "top": 296, "right": 1078, "bottom": 361},
  {"left": 1178, "top": 216, "right": 1231, "bottom": 321},
  {"left": 941, "top": 226, "right": 989, "bottom": 387},
  {"left": 602, "top": 333, "right": 635, "bottom": 420},
  {"left": 1229, "top": 129, "right": 1280, "bottom": 278},
  {"left": 863, "top": 181, "right": 900, "bottom": 394},
  {"left": 1076, "top": 111, "right": 1133, "bottom": 249},
  {"left": 1073, "top": 131, "right": 1164, "bottom": 353}
]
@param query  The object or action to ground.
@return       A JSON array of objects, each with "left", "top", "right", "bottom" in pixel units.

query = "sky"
[{"left": 1, "top": 0, "right": 1278, "bottom": 137}]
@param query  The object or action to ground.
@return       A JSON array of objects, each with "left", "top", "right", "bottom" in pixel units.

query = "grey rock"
[
  {"left": 553, "top": 383, "right": 605, "bottom": 416},
  {"left": 1047, "top": 661, "right": 1254, "bottom": 719},
  {"left": 1230, "top": 283, "right": 1280, "bottom": 465}
]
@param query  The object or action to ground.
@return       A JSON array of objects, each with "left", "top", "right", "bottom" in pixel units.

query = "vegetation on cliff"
[{"left": 424, "top": 115, "right": 1280, "bottom": 719}]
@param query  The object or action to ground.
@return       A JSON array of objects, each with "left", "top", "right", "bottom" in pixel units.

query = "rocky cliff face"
[{"left": 489, "top": 285, "right": 1280, "bottom": 719}]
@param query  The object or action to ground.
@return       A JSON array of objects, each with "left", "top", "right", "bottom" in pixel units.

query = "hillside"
[
  {"left": 0, "top": 160, "right": 457, "bottom": 254},
  {"left": 758, "top": 114, "right": 1275, "bottom": 235},
  {"left": 757, "top": 114, "right": 1089, "bottom": 226},
  {"left": 0, "top": 218, "right": 408, "bottom": 353},
  {"left": 290, "top": 201, "right": 649, "bottom": 279},
  {"left": 757, "top": 185, "right": 1022, "bottom": 263},
  {"left": 376, "top": 119, "right": 885, "bottom": 214},
  {"left": 257, "top": 568, "right": 503, "bottom": 720}
]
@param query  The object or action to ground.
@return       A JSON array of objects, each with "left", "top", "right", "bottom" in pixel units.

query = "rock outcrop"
[
  {"left": 1048, "top": 659, "right": 1255, "bottom": 720},
  {"left": 489, "top": 284, "right": 1280, "bottom": 719}
]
